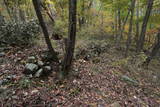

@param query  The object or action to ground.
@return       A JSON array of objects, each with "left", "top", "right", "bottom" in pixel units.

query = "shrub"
[{"left": 0, "top": 19, "right": 40, "bottom": 46}]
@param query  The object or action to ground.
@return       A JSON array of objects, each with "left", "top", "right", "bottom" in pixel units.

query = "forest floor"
[{"left": 0, "top": 38, "right": 160, "bottom": 106}]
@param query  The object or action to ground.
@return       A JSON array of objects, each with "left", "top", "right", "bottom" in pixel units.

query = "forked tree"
[
  {"left": 61, "top": 0, "right": 77, "bottom": 76},
  {"left": 137, "top": 0, "right": 154, "bottom": 52}
]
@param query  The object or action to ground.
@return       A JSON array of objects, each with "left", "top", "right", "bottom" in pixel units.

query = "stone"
[
  {"left": 6, "top": 75, "right": 16, "bottom": 80},
  {"left": 3, "top": 70, "right": 10, "bottom": 73},
  {"left": 0, "top": 52, "right": 5, "bottom": 57},
  {"left": 41, "top": 52, "right": 56, "bottom": 62},
  {"left": 24, "top": 63, "right": 38, "bottom": 74},
  {"left": 35, "top": 69, "right": 43, "bottom": 77},
  {"left": 37, "top": 60, "right": 44, "bottom": 67},
  {"left": 12, "top": 95, "right": 18, "bottom": 99},
  {"left": 121, "top": 75, "right": 138, "bottom": 85},
  {"left": 44, "top": 66, "right": 52, "bottom": 71},
  {"left": 43, "top": 66, "right": 52, "bottom": 74},
  {"left": 27, "top": 56, "right": 36, "bottom": 63},
  {"left": 0, "top": 79, "right": 9, "bottom": 86}
]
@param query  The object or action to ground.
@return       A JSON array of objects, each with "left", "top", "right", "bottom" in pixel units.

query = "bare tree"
[
  {"left": 32, "top": 0, "right": 58, "bottom": 62},
  {"left": 125, "top": 0, "right": 136, "bottom": 57},
  {"left": 137, "top": 0, "right": 154, "bottom": 52},
  {"left": 62, "top": 0, "right": 77, "bottom": 76}
]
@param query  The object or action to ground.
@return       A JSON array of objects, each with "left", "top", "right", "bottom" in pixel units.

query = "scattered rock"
[
  {"left": 12, "top": 95, "right": 18, "bottom": 99},
  {"left": 35, "top": 69, "right": 43, "bottom": 77},
  {"left": 24, "top": 63, "right": 38, "bottom": 74},
  {"left": 3, "top": 70, "right": 10, "bottom": 74},
  {"left": 44, "top": 66, "right": 52, "bottom": 71},
  {"left": 41, "top": 52, "right": 56, "bottom": 62},
  {"left": 31, "top": 89, "right": 39, "bottom": 94},
  {"left": 27, "top": 56, "right": 36, "bottom": 63},
  {"left": 121, "top": 75, "right": 138, "bottom": 85},
  {"left": 46, "top": 62, "right": 50, "bottom": 65},
  {"left": 0, "top": 52, "right": 5, "bottom": 57},
  {"left": 6, "top": 75, "right": 16, "bottom": 80},
  {"left": 43, "top": 66, "right": 52, "bottom": 74},
  {"left": 0, "top": 79, "right": 9, "bottom": 86},
  {"left": 37, "top": 60, "right": 44, "bottom": 67}
]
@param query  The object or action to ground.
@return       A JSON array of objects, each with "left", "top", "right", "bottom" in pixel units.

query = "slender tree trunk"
[
  {"left": 125, "top": 0, "right": 136, "bottom": 57},
  {"left": 120, "top": 8, "right": 131, "bottom": 40},
  {"left": 115, "top": 8, "right": 122, "bottom": 48},
  {"left": 3, "top": 0, "right": 13, "bottom": 21},
  {"left": 40, "top": 3, "right": 55, "bottom": 24},
  {"left": 62, "top": 0, "right": 77, "bottom": 76},
  {"left": 32, "top": 0, "right": 58, "bottom": 62},
  {"left": 143, "top": 30, "right": 160, "bottom": 66},
  {"left": 135, "top": 0, "right": 140, "bottom": 47},
  {"left": 137, "top": 0, "right": 154, "bottom": 52},
  {"left": 114, "top": 10, "right": 118, "bottom": 40},
  {"left": 79, "top": 0, "right": 85, "bottom": 29}
]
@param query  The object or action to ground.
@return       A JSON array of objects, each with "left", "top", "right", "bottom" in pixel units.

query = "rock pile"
[{"left": 23, "top": 56, "right": 53, "bottom": 77}]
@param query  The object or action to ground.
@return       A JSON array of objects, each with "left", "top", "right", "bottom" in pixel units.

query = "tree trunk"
[
  {"left": 3, "top": 0, "right": 13, "bottom": 21},
  {"left": 114, "top": 10, "right": 118, "bottom": 40},
  {"left": 125, "top": 0, "right": 136, "bottom": 57},
  {"left": 137, "top": 0, "right": 154, "bottom": 52},
  {"left": 115, "top": 8, "right": 122, "bottom": 48},
  {"left": 143, "top": 30, "right": 160, "bottom": 66},
  {"left": 120, "top": 8, "right": 131, "bottom": 40},
  {"left": 62, "top": 0, "right": 77, "bottom": 76},
  {"left": 32, "top": 0, "right": 58, "bottom": 62},
  {"left": 135, "top": 0, "right": 140, "bottom": 48}
]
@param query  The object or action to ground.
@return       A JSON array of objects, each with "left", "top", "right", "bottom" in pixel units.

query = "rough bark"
[
  {"left": 137, "top": 0, "right": 154, "bottom": 52},
  {"left": 62, "top": 0, "right": 77, "bottom": 76},
  {"left": 32, "top": 0, "right": 58, "bottom": 62}
]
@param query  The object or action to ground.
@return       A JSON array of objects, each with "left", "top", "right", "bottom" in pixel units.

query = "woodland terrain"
[{"left": 0, "top": 0, "right": 160, "bottom": 106}]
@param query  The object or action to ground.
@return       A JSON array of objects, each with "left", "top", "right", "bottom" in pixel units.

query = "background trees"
[{"left": 0, "top": 0, "right": 160, "bottom": 71}]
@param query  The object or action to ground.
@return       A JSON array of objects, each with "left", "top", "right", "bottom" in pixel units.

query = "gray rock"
[
  {"left": 3, "top": 70, "right": 10, "bottom": 73},
  {"left": 44, "top": 66, "right": 51, "bottom": 71},
  {"left": 43, "top": 66, "right": 52, "bottom": 74},
  {"left": 37, "top": 60, "right": 44, "bottom": 67},
  {"left": 27, "top": 56, "right": 36, "bottom": 63},
  {"left": 24, "top": 63, "right": 38, "bottom": 74},
  {"left": 121, "top": 75, "right": 138, "bottom": 85},
  {"left": 0, "top": 79, "right": 9, "bottom": 86},
  {"left": 35, "top": 69, "right": 43, "bottom": 77},
  {"left": 0, "top": 52, "right": 5, "bottom": 57},
  {"left": 6, "top": 75, "right": 16, "bottom": 80}
]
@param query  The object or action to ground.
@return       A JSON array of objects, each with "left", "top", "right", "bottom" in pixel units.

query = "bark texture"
[
  {"left": 62, "top": 0, "right": 77, "bottom": 76},
  {"left": 32, "top": 0, "right": 58, "bottom": 62},
  {"left": 137, "top": 0, "right": 154, "bottom": 52}
]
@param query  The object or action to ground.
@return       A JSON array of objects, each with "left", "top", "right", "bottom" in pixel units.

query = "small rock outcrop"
[
  {"left": 24, "top": 63, "right": 38, "bottom": 75},
  {"left": 23, "top": 55, "right": 53, "bottom": 78}
]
